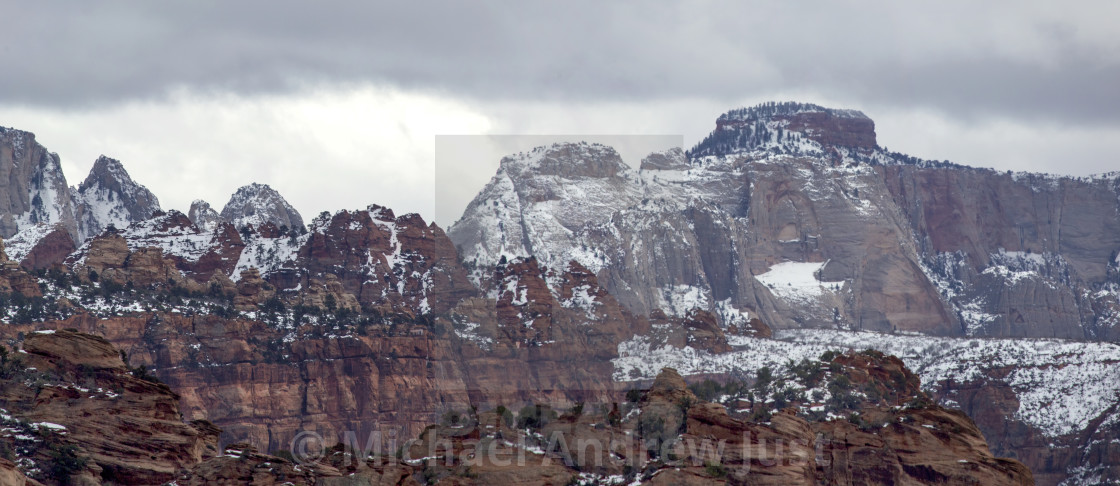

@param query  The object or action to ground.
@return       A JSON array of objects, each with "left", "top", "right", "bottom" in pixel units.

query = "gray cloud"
[
  {"left": 4, "top": 1, "right": 1118, "bottom": 125},
  {"left": 3, "top": 1, "right": 1118, "bottom": 226}
]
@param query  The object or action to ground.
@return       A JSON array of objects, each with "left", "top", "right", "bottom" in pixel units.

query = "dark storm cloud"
[{"left": 3, "top": 1, "right": 1118, "bottom": 124}]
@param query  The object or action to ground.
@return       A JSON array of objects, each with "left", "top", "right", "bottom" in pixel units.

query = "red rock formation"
[
  {"left": 287, "top": 207, "right": 476, "bottom": 317},
  {"left": 187, "top": 221, "right": 246, "bottom": 281},
  {"left": 72, "top": 232, "right": 205, "bottom": 292},
  {"left": 16, "top": 225, "right": 75, "bottom": 271}
]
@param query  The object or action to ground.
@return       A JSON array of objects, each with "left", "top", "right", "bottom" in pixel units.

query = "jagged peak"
[
  {"left": 498, "top": 141, "right": 629, "bottom": 179},
  {"left": 220, "top": 183, "right": 304, "bottom": 231},
  {"left": 72, "top": 154, "right": 161, "bottom": 242},
  {"left": 79, "top": 155, "right": 139, "bottom": 191}
]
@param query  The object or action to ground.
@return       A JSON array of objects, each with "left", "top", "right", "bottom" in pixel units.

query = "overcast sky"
[{"left": 2, "top": 1, "right": 1117, "bottom": 227}]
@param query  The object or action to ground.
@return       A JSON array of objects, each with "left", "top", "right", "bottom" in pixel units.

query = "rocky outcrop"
[
  {"left": 638, "top": 308, "right": 734, "bottom": 354},
  {"left": 232, "top": 267, "right": 276, "bottom": 310},
  {"left": 72, "top": 155, "right": 161, "bottom": 242},
  {"left": 0, "top": 127, "right": 78, "bottom": 241},
  {"left": 447, "top": 142, "right": 641, "bottom": 271},
  {"left": 72, "top": 232, "right": 205, "bottom": 293},
  {"left": 639, "top": 147, "right": 691, "bottom": 171},
  {"left": 676, "top": 402, "right": 1034, "bottom": 485},
  {"left": 660, "top": 355, "right": 1034, "bottom": 486},
  {"left": 284, "top": 206, "right": 476, "bottom": 317},
  {"left": 0, "top": 330, "right": 221, "bottom": 484},
  {"left": 187, "top": 199, "right": 221, "bottom": 232},
  {"left": 66, "top": 210, "right": 248, "bottom": 283},
  {"left": 220, "top": 183, "right": 304, "bottom": 231},
  {"left": 293, "top": 273, "right": 360, "bottom": 312}
]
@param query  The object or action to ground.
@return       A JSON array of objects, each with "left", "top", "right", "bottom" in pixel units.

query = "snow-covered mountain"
[
  {"left": 72, "top": 155, "right": 162, "bottom": 241},
  {"left": 449, "top": 102, "right": 1120, "bottom": 342},
  {"left": 447, "top": 142, "right": 642, "bottom": 274},
  {"left": 1, "top": 127, "right": 162, "bottom": 261},
  {"left": 219, "top": 183, "right": 304, "bottom": 231}
]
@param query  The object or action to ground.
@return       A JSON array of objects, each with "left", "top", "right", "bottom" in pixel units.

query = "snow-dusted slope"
[
  {"left": 616, "top": 328, "right": 1120, "bottom": 438},
  {"left": 72, "top": 155, "right": 161, "bottom": 241},
  {"left": 219, "top": 183, "right": 304, "bottom": 231},
  {"left": 2, "top": 223, "right": 57, "bottom": 262},
  {"left": 614, "top": 327, "right": 1120, "bottom": 484}
]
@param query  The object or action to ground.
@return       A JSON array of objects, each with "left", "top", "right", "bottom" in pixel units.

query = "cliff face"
[
  {"left": 884, "top": 165, "right": 1120, "bottom": 340},
  {"left": 0, "top": 330, "right": 1030, "bottom": 484},
  {"left": 0, "top": 127, "right": 77, "bottom": 241},
  {"left": 389, "top": 359, "right": 1032, "bottom": 485}
]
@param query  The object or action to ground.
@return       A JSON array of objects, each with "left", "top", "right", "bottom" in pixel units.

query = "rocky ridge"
[{"left": 0, "top": 330, "right": 1029, "bottom": 484}]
